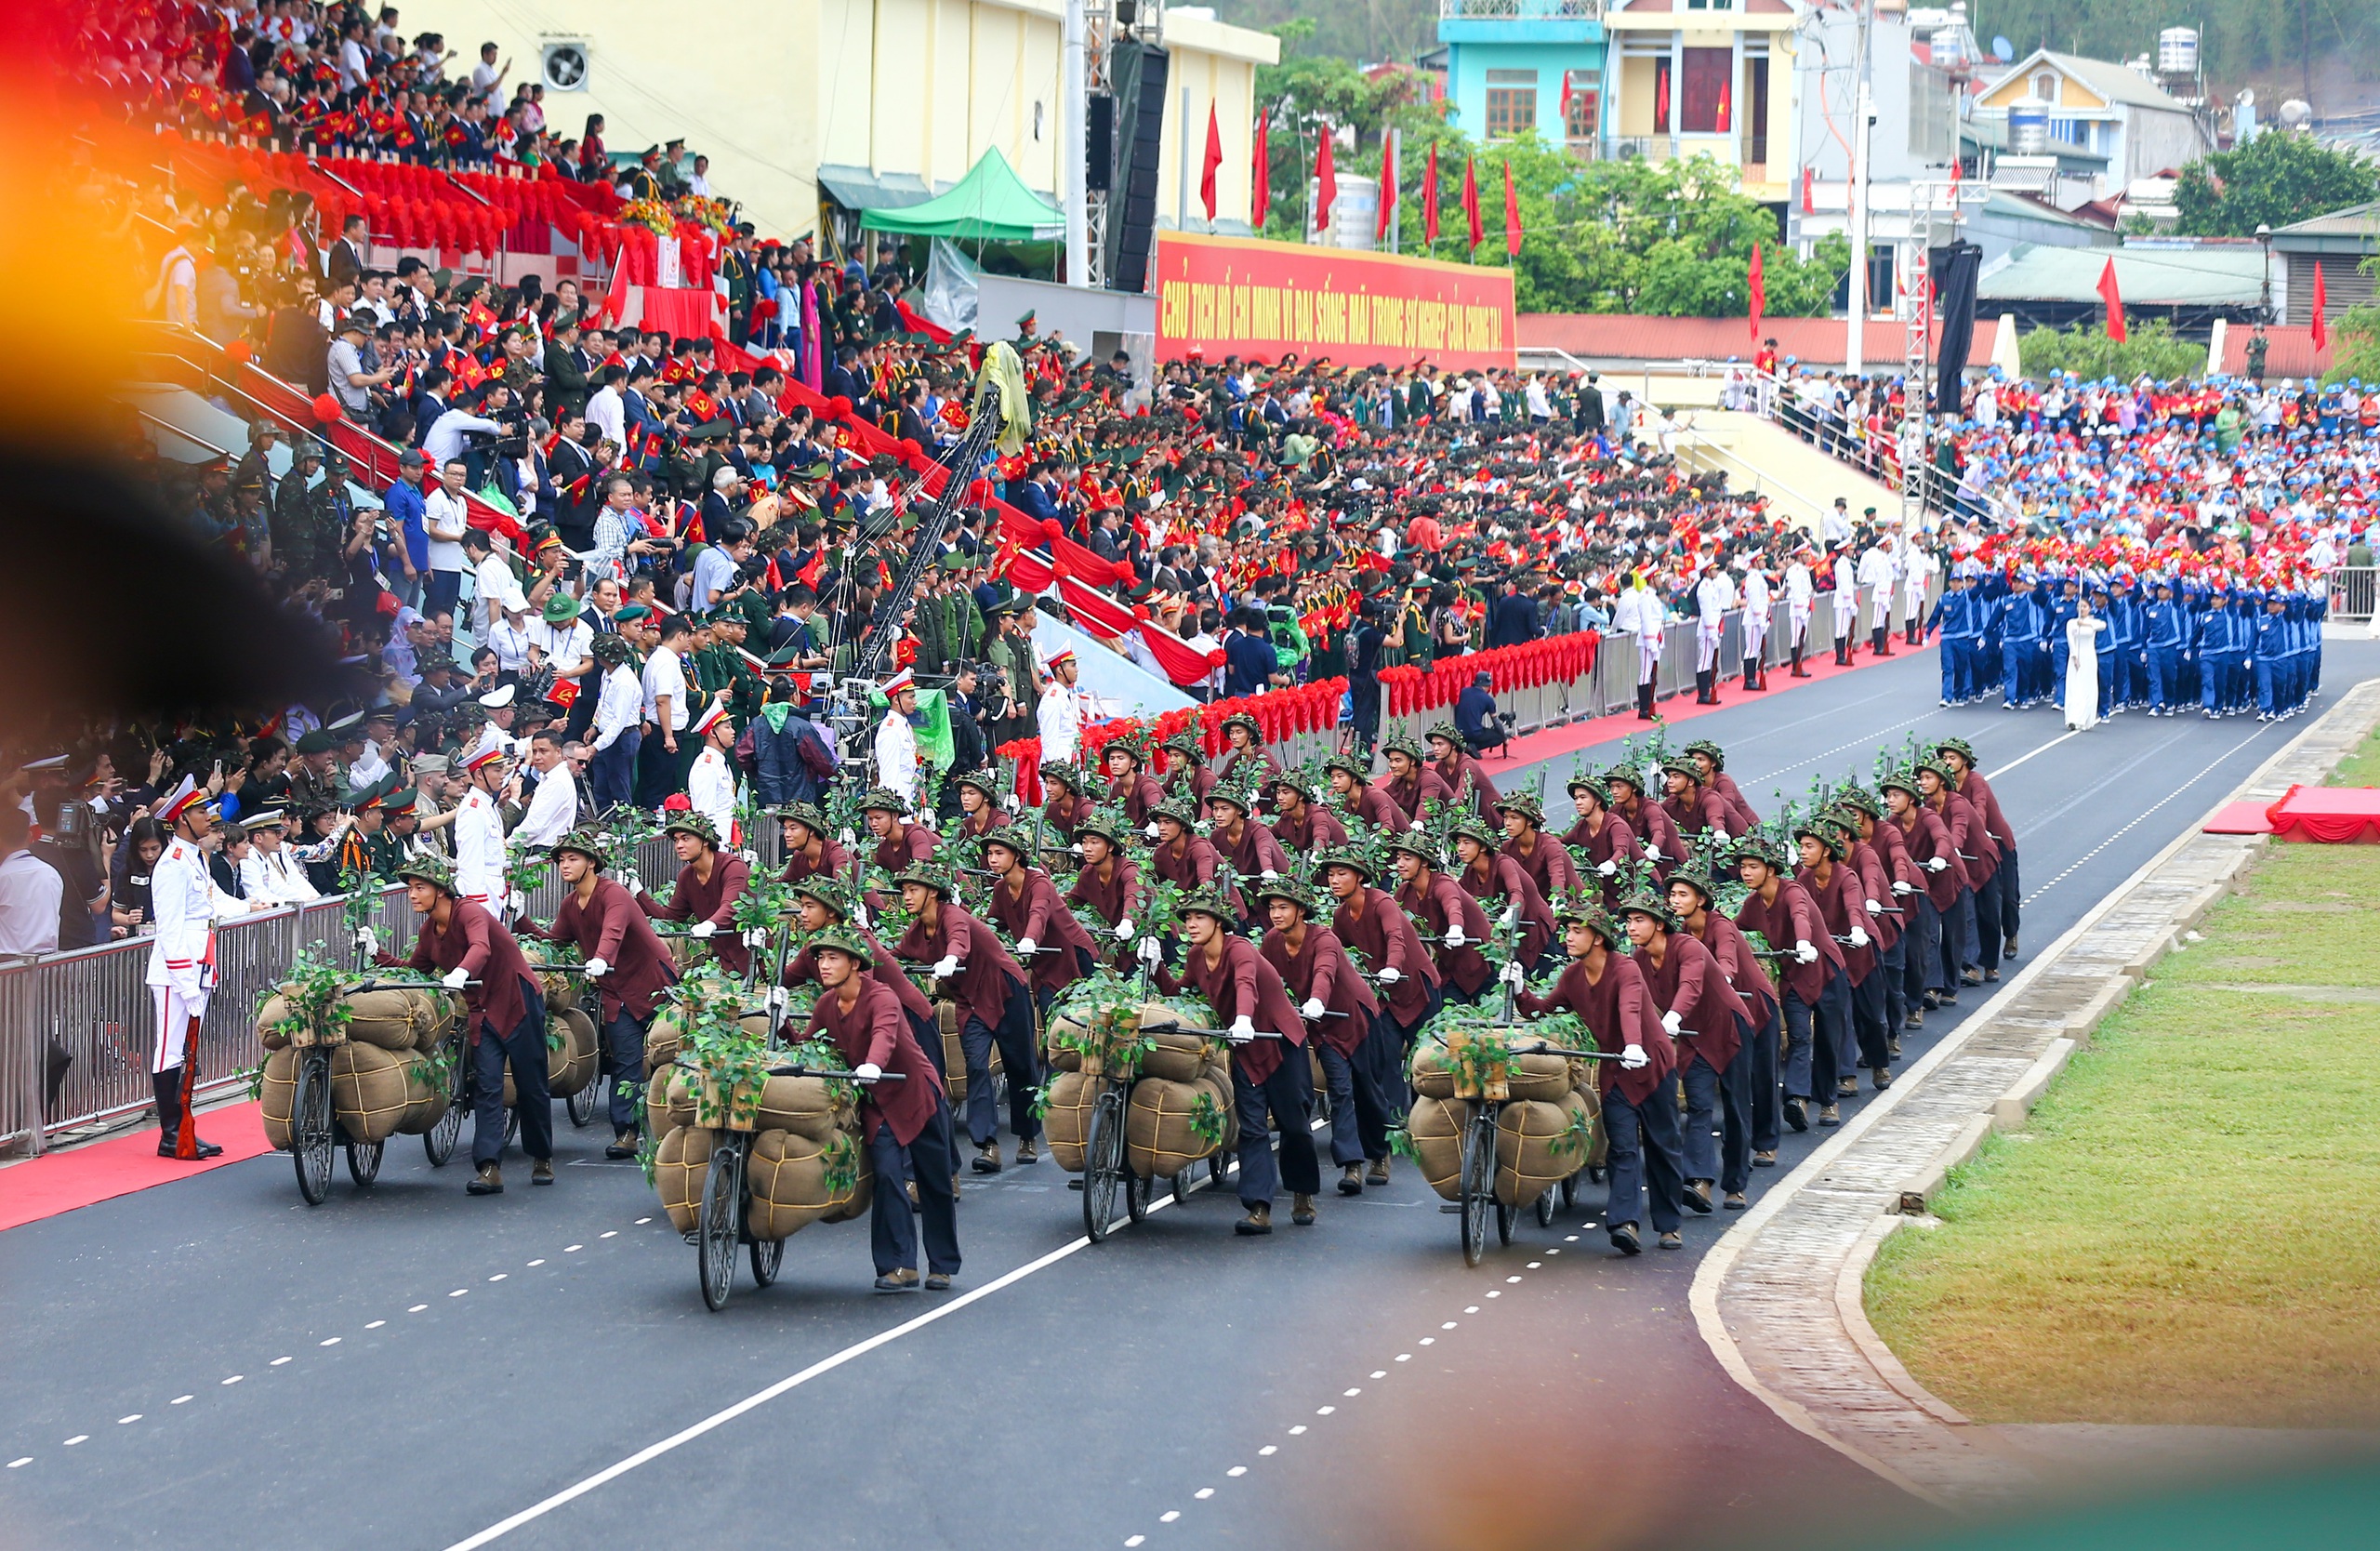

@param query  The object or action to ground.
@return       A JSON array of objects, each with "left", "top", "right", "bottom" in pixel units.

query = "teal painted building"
[{"left": 1437, "top": 0, "right": 1608, "bottom": 150}]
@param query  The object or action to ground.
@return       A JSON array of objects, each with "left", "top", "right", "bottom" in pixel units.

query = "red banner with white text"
[{"left": 1154, "top": 231, "right": 1516, "bottom": 371}]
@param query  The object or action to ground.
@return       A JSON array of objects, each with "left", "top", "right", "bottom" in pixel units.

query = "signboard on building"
[{"left": 1154, "top": 231, "right": 1516, "bottom": 370}]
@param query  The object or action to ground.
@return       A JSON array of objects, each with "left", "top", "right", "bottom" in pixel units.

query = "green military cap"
[
  {"left": 1176, "top": 884, "right": 1237, "bottom": 924},
  {"left": 1384, "top": 829, "right": 1442, "bottom": 863},
  {"left": 394, "top": 852, "right": 459, "bottom": 895},
  {"left": 1730, "top": 834, "right": 1791, "bottom": 871},
  {"left": 888, "top": 866, "right": 951, "bottom": 897},
  {"left": 774, "top": 801, "right": 829, "bottom": 833},
  {"left": 1618, "top": 888, "right": 1679, "bottom": 932},
  {"left": 1380, "top": 732, "right": 1427, "bottom": 762},
  {"left": 1554, "top": 896, "right": 1624, "bottom": 947},
  {"left": 807, "top": 923, "right": 875, "bottom": 967},
  {"left": 1566, "top": 770, "right": 1612, "bottom": 808},
  {"left": 1495, "top": 791, "right": 1545, "bottom": 828},
  {"left": 1321, "top": 751, "right": 1369, "bottom": 781},
  {"left": 1836, "top": 786, "right": 1884, "bottom": 820},
  {"left": 1935, "top": 738, "right": 1979, "bottom": 766},
  {"left": 789, "top": 877, "right": 853, "bottom": 918},
  {"left": 1600, "top": 763, "right": 1646, "bottom": 793},
  {"left": 1791, "top": 819, "right": 1844, "bottom": 860},
  {"left": 1446, "top": 814, "right": 1500, "bottom": 850},
  {"left": 296, "top": 729, "right": 336, "bottom": 755},
  {"left": 1038, "top": 762, "right": 1083, "bottom": 792},
  {"left": 614, "top": 603, "right": 655, "bottom": 625},
  {"left": 1684, "top": 738, "right": 1726, "bottom": 770},
  {"left": 662, "top": 811, "right": 721, "bottom": 847},
  {"left": 382, "top": 788, "right": 418, "bottom": 818},
  {"left": 1424, "top": 721, "right": 1466, "bottom": 750},
  {"left": 952, "top": 769, "right": 1005, "bottom": 800},
  {"left": 1072, "top": 809, "right": 1127, "bottom": 848},
  {"left": 1667, "top": 865, "right": 1718, "bottom": 903},
  {"left": 1205, "top": 784, "right": 1253, "bottom": 815},
  {"left": 551, "top": 828, "right": 613, "bottom": 868},
  {"left": 978, "top": 823, "right": 1031, "bottom": 859},
  {"left": 1218, "top": 711, "right": 1263, "bottom": 743},
  {"left": 1252, "top": 875, "right": 1317, "bottom": 913},
  {"left": 857, "top": 787, "right": 908, "bottom": 814},
  {"left": 1315, "top": 844, "right": 1375, "bottom": 882},
  {"left": 542, "top": 592, "right": 584, "bottom": 625},
  {"left": 1162, "top": 733, "right": 1206, "bottom": 762}
]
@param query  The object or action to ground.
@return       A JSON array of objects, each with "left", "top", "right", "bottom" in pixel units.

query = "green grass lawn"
[{"left": 1864, "top": 821, "right": 2380, "bottom": 1428}]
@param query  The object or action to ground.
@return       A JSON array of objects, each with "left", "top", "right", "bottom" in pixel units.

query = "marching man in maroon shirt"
[
  {"left": 889, "top": 866, "right": 1041, "bottom": 1174},
  {"left": 1258, "top": 876, "right": 1393, "bottom": 1197},
  {"left": 637, "top": 812, "right": 753, "bottom": 976},
  {"left": 524, "top": 828, "right": 680, "bottom": 1160}
]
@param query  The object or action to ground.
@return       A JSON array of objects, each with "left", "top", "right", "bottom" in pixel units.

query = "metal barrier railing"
[
  {"left": 0, "top": 819, "right": 783, "bottom": 1157},
  {"left": 2327, "top": 566, "right": 2375, "bottom": 624}
]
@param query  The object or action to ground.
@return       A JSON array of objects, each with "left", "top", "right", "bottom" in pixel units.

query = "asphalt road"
[{"left": 7, "top": 642, "right": 2371, "bottom": 1551}]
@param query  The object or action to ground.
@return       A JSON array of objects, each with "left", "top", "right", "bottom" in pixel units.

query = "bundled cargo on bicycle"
[
  {"left": 1403, "top": 1012, "right": 1599, "bottom": 1264},
  {"left": 1040, "top": 970, "right": 1237, "bottom": 1237}
]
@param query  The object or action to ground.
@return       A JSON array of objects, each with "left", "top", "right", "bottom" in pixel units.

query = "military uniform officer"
[{"left": 146, "top": 777, "right": 227, "bottom": 1160}]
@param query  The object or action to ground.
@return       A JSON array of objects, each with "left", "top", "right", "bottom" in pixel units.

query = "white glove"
[
  {"left": 743, "top": 928, "right": 769, "bottom": 947},
  {"left": 690, "top": 921, "right": 716, "bottom": 939},
  {"left": 1443, "top": 926, "right": 1466, "bottom": 948},
  {"left": 1865, "top": 898, "right": 1883, "bottom": 915},
  {"left": 739, "top": 848, "right": 759, "bottom": 866},
  {"left": 1596, "top": 858, "right": 1617, "bottom": 877},
  {"left": 584, "top": 957, "right": 609, "bottom": 978},
  {"left": 1794, "top": 940, "right": 1819, "bottom": 964},
  {"left": 1136, "top": 935, "right": 1163, "bottom": 965},
  {"left": 354, "top": 926, "right": 378, "bottom": 959},
  {"left": 621, "top": 870, "right": 641, "bottom": 895},
  {"left": 853, "top": 1062, "right": 883, "bottom": 1083},
  {"left": 506, "top": 890, "right": 525, "bottom": 916},
  {"left": 1377, "top": 965, "right": 1402, "bottom": 985},
  {"left": 1144, "top": 821, "right": 1163, "bottom": 840},
  {"left": 443, "top": 966, "right": 469, "bottom": 990},
  {"left": 1115, "top": 918, "right": 1134, "bottom": 941},
  {"left": 1229, "top": 1015, "right": 1256, "bottom": 1043},
  {"left": 1893, "top": 881, "right": 1915, "bottom": 895},
  {"left": 1499, "top": 961, "right": 1525, "bottom": 987},
  {"left": 1925, "top": 856, "right": 1950, "bottom": 873},
  {"left": 1848, "top": 926, "right": 1871, "bottom": 948},
  {"left": 1261, "top": 868, "right": 1277, "bottom": 882},
  {"left": 765, "top": 987, "right": 787, "bottom": 1014},
  {"left": 1016, "top": 937, "right": 1038, "bottom": 957},
  {"left": 1620, "top": 1043, "right": 1649, "bottom": 1070},
  {"left": 932, "top": 955, "right": 961, "bottom": 978},
  {"left": 1661, "top": 1010, "right": 1683, "bottom": 1036},
  {"left": 1302, "top": 997, "right": 1327, "bottom": 1020}
]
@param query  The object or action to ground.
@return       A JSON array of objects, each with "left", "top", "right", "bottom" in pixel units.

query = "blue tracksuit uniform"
[
  {"left": 2001, "top": 588, "right": 2046, "bottom": 707},
  {"left": 2142, "top": 595, "right": 2188, "bottom": 712},
  {"left": 2197, "top": 599, "right": 2238, "bottom": 716}
]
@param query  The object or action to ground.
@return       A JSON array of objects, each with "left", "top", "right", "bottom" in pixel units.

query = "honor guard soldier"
[
  {"left": 1519, "top": 899, "right": 1678, "bottom": 1254},
  {"left": 684, "top": 701, "right": 739, "bottom": 842},
  {"left": 1258, "top": 877, "right": 1394, "bottom": 1196},
  {"left": 1153, "top": 885, "right": 1319, "bottom": 1236},
  {"left": 453, "top": 725, "right": 511, "bottom": 918},
  {"left": 874, "top": 669, "right": 922, "bottom": 802},
  {"left": 377, "top": 853, "right": 553, "bottom": 1193},
  {"left": 147, "top": 777, "right": 226, "bottom": 1160},
  {"left": 637, "top": 811, "right": 754, "bottom": 977},
  {"left": 525, "top": 829, "right": 680, "bottom": 1160},
  {"left": 802, "top": 925, "right": 962, "bottom": 1292},
  {"left": 889, "top": 866, "right": 1042, "bottom": 1173}
]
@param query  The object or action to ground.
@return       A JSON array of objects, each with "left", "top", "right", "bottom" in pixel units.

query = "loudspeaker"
[
  {"left": 1109, "top": 46, "right": 1169, "bottom": 291},
  {"left": 1086, "top": 93, "right": 1115, "bottom": 193}
]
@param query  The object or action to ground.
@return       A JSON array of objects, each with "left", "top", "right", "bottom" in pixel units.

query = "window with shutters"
[
  {"left": 1679, "top": 47, "right": 1731, "bottom": 135},
  {"left": 1485, "top": 70, "right": 1540, "bottom": 139}
]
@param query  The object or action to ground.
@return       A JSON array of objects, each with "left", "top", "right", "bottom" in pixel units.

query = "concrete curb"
[{"left": 1689, "top": 680, "right": 2380, "bottom": 1510}]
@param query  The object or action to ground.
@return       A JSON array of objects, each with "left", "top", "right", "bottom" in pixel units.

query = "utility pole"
[
  {"left": 1063, "top": 0, "right": 1089, "bottom": 287},
  {"left": 1844, "top": 0, "right": 1874, "bottom": 375}
]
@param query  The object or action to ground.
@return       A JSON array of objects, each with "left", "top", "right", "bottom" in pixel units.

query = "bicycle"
[
  {"left": 683, "top": 1058, "right": 905, "bottom": 1312},
  {"left": 1442, "top": 1037, "right": 1615, "bottom": 1266}
]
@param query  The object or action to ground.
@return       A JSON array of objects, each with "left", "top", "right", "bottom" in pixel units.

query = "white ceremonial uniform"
[
  {"left": 1038, "top": 681, "right": 1084, "bottom": 764},
  {"left": 454, "top": 786, "right": 508, "bottom": 917},
  {"left": 1694, "top": 570, "right": 1737, "bottom": 671},
  {"left": 145, "top": 838, "right": 217, "bottom": 1074},
  {"left": 1858, "top": 543, "right": 1896, "bottom": 630},
  {"left": 687, "top": 745, "right": 737, "bottom": 840},
  {"left": 512, "top": 763, "right": 579, "bottom": 849},
  {"left": 1901, "top": 547, "right": 1935, "bottom": 622},
  {"left": 1783, "top": 560, "right": 1815, "bottom": 644},
  {"left": 238, "top": 846, "right": 321, "bottom": 906},
  {"left": 874, "top": 709, "right": 919, "bottom": 802},
  {"left": 1740, "top": 569, "right": 1774, "bottom": 661},
  {"left": 1613, "top": 584, "right": 1665, "bottom": 685},
  {"left": 1831, "top": 553, "right": 1859, "bottom": 637}
]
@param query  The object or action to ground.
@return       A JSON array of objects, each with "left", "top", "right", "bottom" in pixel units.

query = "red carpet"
[
  {"left": 2266, "top": 784, "right": 2380, "bottom": 843},
  {"left": 2202, "top": 801, "right": 2277, "bottom": 836},
  {"left": 1487, "top": 639, "right": 1926, "bottom": 774},
  {"left": 0, "top": 1103, "right": 271, "bottom": 1234}
]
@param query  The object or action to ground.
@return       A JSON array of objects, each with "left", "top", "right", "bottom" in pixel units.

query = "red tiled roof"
[
  {"left": 1518, "top": 313, "right": 2006, "bottom": 371},
  {"left": 2214, "top": 325, "right": 2335, "bottom": 379}
]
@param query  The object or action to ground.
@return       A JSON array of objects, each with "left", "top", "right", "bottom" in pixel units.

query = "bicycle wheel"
[
  {"left": 1124, "top": 1151, "right": 1150, "bottom": 1225},
  {"left": 346, "top": 1137, "right": 384, "bottom": 1188},
  {"left": 293, "top": 1053, "right": 336, "bottom": 1206},
  {"left": 1559, "top": 1171, "right": 1579, "bottom": 1211},
  {"left": 1083, "top": 1089, "right": 1123, "bottom": 1242},
  {"left": 1496, "top": 1198, "right": 1515, "bottom": 1246},
  {"left": 1458, "top": 1111, "right": 1493, "bottom": 1267},
  {"left": 423, "top": 1040, "right": 466, "bottom": 1167},
  {"left": 566, "top": 1075, "right": 598, "bottom": 1128},
  {"left": 749, "top": 1234, "right": 784, "bottom": 1289},
  {"left": 1534, "top": 1186, "right": 1555, "bottom": 1228},
  {"left": 503, "top": 1106, "right": 520, "bottom": 1152},
  {"left": 698, "top": 1142, "right": 745, "bottom": 1311}
]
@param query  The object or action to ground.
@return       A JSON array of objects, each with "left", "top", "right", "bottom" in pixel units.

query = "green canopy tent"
[{"left": 859, "top": 147, "right": 1064, "bottom": 243}]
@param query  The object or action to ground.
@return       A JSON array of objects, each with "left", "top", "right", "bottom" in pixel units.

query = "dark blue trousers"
[
  {"left": 867, "top": 1094, "right": 961, "bottom": 1277},
  {"left": 1316, "top": 1012, "right": 1396, "bottom": 1166},
  {"left": 602, "top": 1004, "right": 647, "bottom": 1133},
  {"left": 1602, "top": 1072, "right": 1685, "bottom": 1235},
  {"left": 473, "top": 982, "right": 551, "bottom": 1166},
  {"left": 1744, "top": 1001, "right": 1782, "bottom": 1152},
  {"left": 1232, "top": 1050, "right": 1320, "bottom": 1210},
  {"left": 960, "top": 974, "right": 1041, "bottom": 1147}
]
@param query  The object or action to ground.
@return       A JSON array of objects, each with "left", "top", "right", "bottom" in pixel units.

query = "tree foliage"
[
  {"left": 2324, "top": 258, "right": 2380, "bottom": 386},
  {"left": 2174, "top": 131, "right": 2378, "bottom": 237},
  {"left": 1247, "top": 49, "right": 1846, "bottom": 319},
  {"left": 2018, "top": 318, "right": 2205, "bottom": 381}
]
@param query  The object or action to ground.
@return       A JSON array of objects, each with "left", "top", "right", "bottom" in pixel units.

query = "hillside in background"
[{"left": 1204, "top": 0, "right": 1435, "bottom": 69}]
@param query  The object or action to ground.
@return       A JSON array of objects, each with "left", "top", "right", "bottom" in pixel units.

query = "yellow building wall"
[{"left": 1620, "top": 55, "right": 1661, "bottom": 135}]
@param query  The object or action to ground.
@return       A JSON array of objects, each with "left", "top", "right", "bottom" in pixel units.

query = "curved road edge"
[{"left": 1687, "top": 680, "right": 2380, "bottom": 1513}]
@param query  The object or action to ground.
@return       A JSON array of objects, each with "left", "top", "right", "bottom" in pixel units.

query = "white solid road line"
[{"left": 1984, "top": 726, "right": 2079, "bottom": 778}]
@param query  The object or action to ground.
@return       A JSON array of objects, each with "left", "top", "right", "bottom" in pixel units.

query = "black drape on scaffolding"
[{"left": 1930, "top": 240, "right": 1982, "bottom": 414}]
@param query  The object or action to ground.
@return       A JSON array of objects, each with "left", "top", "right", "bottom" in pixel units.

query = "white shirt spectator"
[
  {"left": 590, "top": 663, "right": 642, "bottom": 750},
  {"left": 0, "top": 847, "right": 62, "bottom": 955},
  {"left": 511, "top": 763, "right": 578, "bottom": 849},
  {"left": 585, "top": 383, "right": 627, "bottom": 449},
  {"left": 486, "top": 612, "right": 534, "bottom": 673},
  {"left": 641, "top": 644, "right": 688, "bottom": 731},
  {"left": 424, "top": 486, "right": 472, "bottom": 576},
  {"left": 423, "top": 405, "right": 504, "bottom": 466}
]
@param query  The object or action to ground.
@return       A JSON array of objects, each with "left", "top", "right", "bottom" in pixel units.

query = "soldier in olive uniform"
[{"left": 271, "top": 437, "right": 348, "bottom": 586}]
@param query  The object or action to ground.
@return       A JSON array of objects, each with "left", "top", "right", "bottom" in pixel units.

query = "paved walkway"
[{"left": 1693, "top": 680, "right": 2380, "bottom": 1510}]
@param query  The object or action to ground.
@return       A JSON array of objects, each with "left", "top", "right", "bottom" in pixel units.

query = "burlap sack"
[
  {"left": 737, "top": 1011, "right": 776, "bottom": 1043},
  {"left": 1409, "top": 1037, "right": 1456, "bottom": 1100},
  {"left": 330, "top": 1042, "right": 421, "bottom": 1144},
  {"left": 257, "top": 990, "right": 299, "bottom": 1053},
  {"left": 646, "top": 1066, "right": 698, "bottom": 1136},
  {"left": 549, "top": 1008, "right": 599, "bottom": 1098},
  {"left": 259, "top": 1047, "right": 298, "bottom": 1149},
  {"left": 818, "top": 1130, "right": 873, "bottom": 1224},
  {"left": 496, "top": 1022, "right": 572, "bottom": 1109},
  {"left": 755, "top": 1073, "right": 846, "bottom": 1143},
  {"left": 938, "top": 1001, "right": 967, "bottom": 1102},
  {"left": 745, "top": 1128, "right": 834, "bottom": 1241},
  {"left": 655, "top": 1125, "right": 714, "bottom": 1233},
  {"left": 1040, "top": 1068, "right": 1098, "bottom": 1172},
  {"left": 394, "top": 1048, "right": 453, "bottom": 1136},
  {"left": 1559, "top": 1086, "right": 1606, "bottom": 1171},
  {"left": 419, "top": 990, "right": 463, "bottom": 1051},
  {"left": 346, "top": 987, "right": 441, "bottom": 1051},
  {"left": 644, "top": 1008, "right": 684, "bottom": 1071},
  {"left": 1139, "top": 1012, "right": 1210, "bottom": 1082},
  {"left": 1408, "top": 1094, "right": 1470, "bottom": 1201},
  {"left": 1505, "top": 1050, "right": 1572, "bottom": 1104},
  {"left": 1127, "top": 1076, "right": 1222, "bottom": 1180},
  {"left": 521, "top": 941, "right": 580, "bottom": 1015},
  {"left": 1494, "top": 1097, "right": 1573, "bottom": 1208}
]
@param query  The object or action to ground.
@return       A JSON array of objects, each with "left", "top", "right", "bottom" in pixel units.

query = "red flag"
[
  {"left": 2097, "top": 257, "right": 2126, "bottom": 343},
  {"left": 1461, "top": 155, "right": 1483, "bottom": 251},
  {"left": 1421, "top": 141, "right": 1441, "bottom": 244},
  {"left": 1748, "top": 242, "right": 1765, "bottom": 342},
  {"left": 1251, "top": 112, "right": 1271, "bottom": 229},
  {"left": 1801, "top": 165, "right": 1815, "bottom": 215},
  {"left": 1502, "top": 159, "right": 1522, "bottom": 257},
  {"left": 1376, "top": 135, "right": 1398, "bottom": 242},
  {"left": 1314, "top": 130, "right": 1336, "bottom": 234},
  {"left": 1716, "top": 80, "right": 1731, "bottom": 133},
  {"left": 1199, "top": 103, "right": 1223, "bottom": 224},
  {"left": 2313, "top": 261, "right": 2330, "bottom": 351}
]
